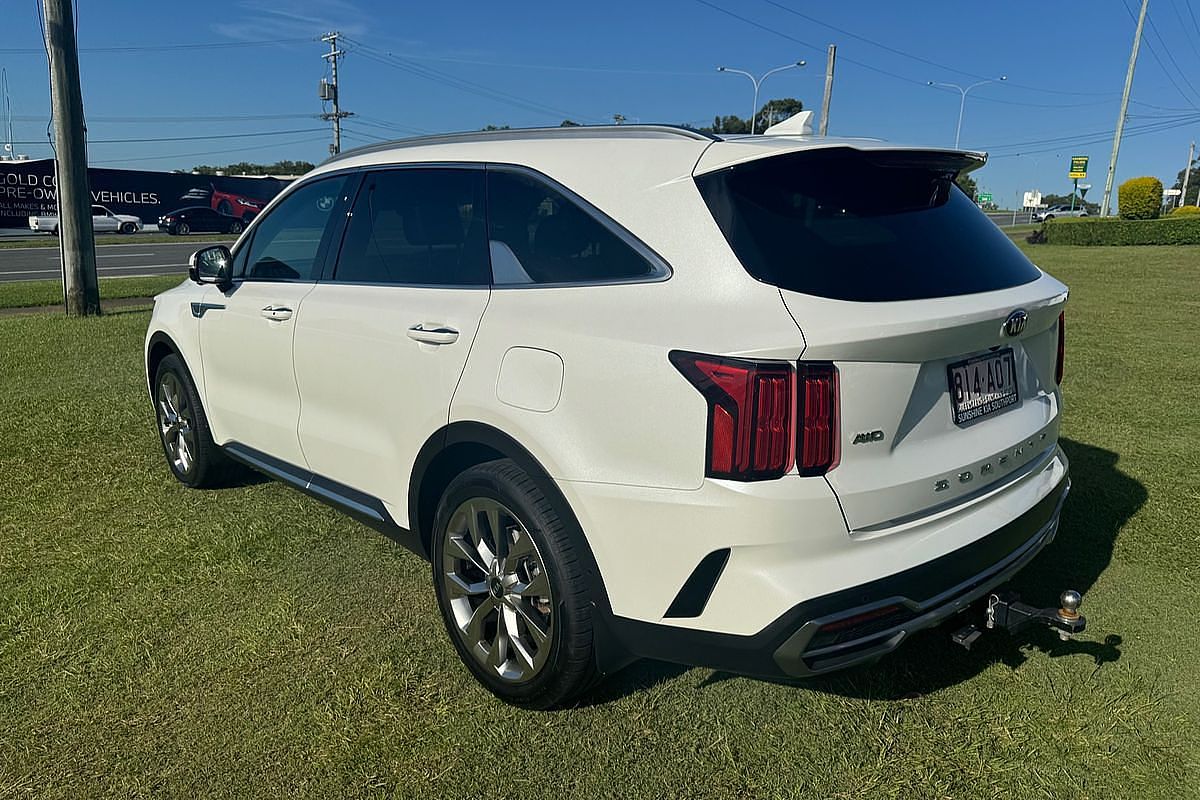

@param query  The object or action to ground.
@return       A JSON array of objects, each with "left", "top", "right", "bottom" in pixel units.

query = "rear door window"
[
  {"left": 695, "top": 148, "right": 1041, "bottom": 302},
  {"left": 332, "top": 168, "right": 489, "bottom": 286},
  {"left": 486, "top": 169, "right": 664, "bottom": 285}
]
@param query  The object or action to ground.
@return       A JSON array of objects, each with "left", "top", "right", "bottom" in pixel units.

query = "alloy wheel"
[
  {"left": 440, "top": 498, "right": 554, "bottom": 683},
  {"left": 156, "top": 372, "right": 196, "bottom": 475}
]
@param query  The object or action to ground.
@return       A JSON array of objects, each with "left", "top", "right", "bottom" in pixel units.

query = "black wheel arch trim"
[{"left": 146, "top": 331, "right": 186, "bottom": 398}]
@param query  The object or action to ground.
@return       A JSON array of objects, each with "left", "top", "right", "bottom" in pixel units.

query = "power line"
[
  {"left": 988, "top": 114, "right": 1200, "bottom": 159},
  {"left": 13, "top": 112, "right": 318, "bottom": 123},
  {"left": 11, "top": 127, "right": 325, "bottom": 145},
  {"left": 755, "top": 0, "right": 1119, "bottom": 98},
  {"left": 92, "top": 134, "right": 328, "bottom": 165},
  {"left": 1120, "top": 0, "right": 1200, "bottom": 108},
  {"left": 0, "top": 37, "right": 311, "bottom": 54},
  {"left": 1142, "top": 4, "right": 1200, "bottom": 104},
  {"left": 346, "top": 37, "right": 599, "bottom": 123},
  {"left": 691, "top": 0, "right": 1115, "bottom": 109},
  {"left": 981, "top": 112, "right": 1200, "bottom": 151}
]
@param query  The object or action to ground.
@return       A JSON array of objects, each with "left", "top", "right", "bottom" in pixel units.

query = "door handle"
[
  {"left": 407, "top": 323, "right": 459, "bottom": 345},
  {"left": 261, "top": 305, "right": 293, "bottom": 321}
]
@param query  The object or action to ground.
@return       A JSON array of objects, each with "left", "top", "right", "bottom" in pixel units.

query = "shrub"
[
  {"left": 1169, "top": 204, "right": 1200, "bottom": 217},
  {"left": 1118, "top": 176, "right": 1163, "bottom": 219},
  {"left": 1038, "top": 215, "right": 1200, "bottom": 245}
]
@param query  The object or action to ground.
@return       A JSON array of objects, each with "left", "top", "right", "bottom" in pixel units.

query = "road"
[{"left": 0, "top": 240, "right": 228, "bottom": 283}]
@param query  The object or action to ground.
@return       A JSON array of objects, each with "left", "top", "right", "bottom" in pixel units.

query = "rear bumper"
[{"left": 604, "top": 471, "right": 1070, "bottom": 679}]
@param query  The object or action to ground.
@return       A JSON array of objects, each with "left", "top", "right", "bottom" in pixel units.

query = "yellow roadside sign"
[{"left": 1068, "top": 155, "right": 1088, "bottom": 179}]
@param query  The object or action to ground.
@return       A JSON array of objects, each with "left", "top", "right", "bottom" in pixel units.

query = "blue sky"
[{"left": 3, "top": 0, "right": 1199, "bottom": 205}]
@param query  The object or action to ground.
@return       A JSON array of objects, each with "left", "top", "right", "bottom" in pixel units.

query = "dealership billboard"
[{"left": 0, "top": 159, "right": 289, "bottom": 228}]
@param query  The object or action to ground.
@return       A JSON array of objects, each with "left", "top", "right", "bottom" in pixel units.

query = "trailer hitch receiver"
[{"left": 952, "top": 590, "right": 1087, "bottom": 650}]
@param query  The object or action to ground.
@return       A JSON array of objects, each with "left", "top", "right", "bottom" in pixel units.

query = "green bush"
[
  {"left": 1169, "top": 204, "right": 1200, "bottom": 217},
  {"left": 1038, "top": 215, "right": 1200, "bottom": 245},
  {"left": 1118, "top": 176, "right": 1163, "bottom": 219}
]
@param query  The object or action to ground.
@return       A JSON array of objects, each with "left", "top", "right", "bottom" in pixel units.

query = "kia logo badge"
[{"left": 1003, "top": 309, "right": 1028, "bottom": 337}]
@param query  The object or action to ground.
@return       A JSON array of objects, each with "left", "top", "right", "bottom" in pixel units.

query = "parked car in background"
[
  {"left": 158, "top": 206, "right": 246, "bottom": 235},
  {"left": 146, "top": 125, "right": 1071, "bottom": 709},
  {"left": 28, "top": 204, "right": 143, "bottom": 234},
  {"left": 1035, "top": 204, "right": 1088, "bottom": 222}
]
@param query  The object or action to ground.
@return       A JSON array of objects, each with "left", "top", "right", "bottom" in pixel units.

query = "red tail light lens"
[
  {"left": 1055, "top": 310, "right": 1065, "bottom": 386},
  {"left": 670, "top": 351, "right": 795, "bottom": 480},
  {"left": 796, "top": 362, "right": 839, "bottom": 476}
]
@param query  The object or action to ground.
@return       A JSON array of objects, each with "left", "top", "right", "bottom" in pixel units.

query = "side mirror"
[{"left": 189, "top": 245, "right": 233, "bottom": 289}]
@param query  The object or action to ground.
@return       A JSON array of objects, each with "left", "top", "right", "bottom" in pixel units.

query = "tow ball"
[{"left": 951, "top": 590, "right": 1086, "bottom": 650}]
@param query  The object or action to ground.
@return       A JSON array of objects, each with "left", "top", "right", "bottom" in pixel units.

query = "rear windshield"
[{"left": 695, "top": 148, "right": 1041, "bottom": 302}]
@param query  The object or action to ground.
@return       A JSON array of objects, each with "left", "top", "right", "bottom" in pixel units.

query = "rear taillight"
[
  {"left": 1055, "top": 310, "right": 1065, "bottom": 386},
  {"left": 796, "top": 362, "right": 839, "bottom": 476},
  {"left": 670, "top": 351, "right": 795, "bottom": 480}
]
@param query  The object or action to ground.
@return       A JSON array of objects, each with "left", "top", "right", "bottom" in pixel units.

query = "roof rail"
[{"left": 322, "top": 124, "right": 719, "bottom": 165}]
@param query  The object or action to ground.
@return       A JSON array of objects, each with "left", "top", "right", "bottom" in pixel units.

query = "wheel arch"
[
  {"left": 410, "top": 423, "right": 612, "bottom": 603},
  {"left": 146, "top": 331, "right": 182, "bottom": 398},
  {"left": 409, "top": 420, "right": 628, "bottom": 674}
]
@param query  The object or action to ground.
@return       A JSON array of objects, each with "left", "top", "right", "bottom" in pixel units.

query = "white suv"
[{"left": 145, "top": 125, "right": 1070, "bottom": 708}]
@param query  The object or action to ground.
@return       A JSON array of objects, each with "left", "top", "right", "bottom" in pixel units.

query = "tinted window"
[
  {"left": 695, "top": 148, "right": 1041, "bottom": 302},
  {"left": 91, "top": 206, "right": 105, "bottom": 216},
  {"left": 487, "top": 170, "right": 658, "bottom": 285},
  {"left": 243, "top": 175, "right": 351, "bottom": 281},
  {"left": 191, "top": 208, "right": 216, "bottom": 219},
  {"left": 333, "top": 168, "right": 488, "bottom": 285}
]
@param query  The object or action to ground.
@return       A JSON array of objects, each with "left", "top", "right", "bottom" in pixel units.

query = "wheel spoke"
[
  {"left": 464, "top": 596, "right": 495, "bottom": 645},
  {"left": 512, "top": 570, "right": 550, "bottom": 599},
  {"left": 507, "top": 528, "right": 535, "bottom": 560},
  {"left": 446, "top": 535, "right": 488, "bottom": 575},
  {"left": 177, "top": 433, "right": 192, "bottom": 471},
  {"left": 486, "top": 507, "right": 507, "bottom": 559},
  {"left": 444, "top": 572, "right": 487, "bottom": 598},
  {"left": 487, "top": 616, "right": 509, "bottom": 671},
  {"left": 508, "top": 598, "right": 549, "bottom": 645}
]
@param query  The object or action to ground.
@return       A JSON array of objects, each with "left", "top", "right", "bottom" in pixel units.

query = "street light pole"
[
  {"left": 927, "top": 76, "right": 1007, "bottom": 148},
  {"left": 718, "top": 60, "right": 806, "bottom": 134}
]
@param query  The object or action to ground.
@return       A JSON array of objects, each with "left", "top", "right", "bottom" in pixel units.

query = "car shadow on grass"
[{"left": 582, "top": 437, "right": 1144, "bottom": 705}]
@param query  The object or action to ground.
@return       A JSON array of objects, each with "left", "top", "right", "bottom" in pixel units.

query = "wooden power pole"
[
  {"left": 1100, "top": 0, "right": 1149, "bottom": 218},
  {"left": 42, "top": 0, "right": 99, "bottom": 315}
]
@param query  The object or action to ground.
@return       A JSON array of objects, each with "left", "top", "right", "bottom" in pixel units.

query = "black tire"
[
  {"left": 216, "top": 199, "right": 233, "bottom": 216},
  {"left": 120, "top": 221, "right": 137, "bottom": 234},
  {"left": 176, "top": 222, "right": 190, "bottom": 235},
  {"left": 1044, "top": 215, "right": 1055, "bottom": 221},
  {"left": 152, "top": 353, "right": 236, "bottom": 489},
  {"left": 431, "top": 459, "right": 599, "bottom": 709},
  {"left": 229, "top": 220, "right": 244, "bottom": 235}
]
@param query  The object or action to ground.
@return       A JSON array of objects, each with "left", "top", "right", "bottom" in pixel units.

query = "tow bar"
[{"left": 951, "top": 589, "right": 1086, "bottom": 650}]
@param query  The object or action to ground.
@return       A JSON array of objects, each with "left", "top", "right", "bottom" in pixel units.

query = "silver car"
[{"left": 1036, "top": 204, "right": 1089, "bottom": 222}]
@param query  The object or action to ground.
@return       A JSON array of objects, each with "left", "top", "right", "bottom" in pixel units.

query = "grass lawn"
[
  {"left": 0, "top": 245, "right": 1197, "bottom": 798},
  {"left": 0, "top": 234, "right": 231, "bottom": 250},
  {"left": 0, "top": 275, "right": 183, "bottom": 311}
]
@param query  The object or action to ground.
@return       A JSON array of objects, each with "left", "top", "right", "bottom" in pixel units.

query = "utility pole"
[
  {"left": 1101, "top": 0, "right": 1148, "bottom": 217},
  {"left": 320, "top": 31, "right": 353, "bottom": 156},
  {"left": 42, "top": 0, "right": 99, "bottom": 316},
  {"left": 1180, "top": 140, "right": 1194, "bottom": 208},
  {"left": 819, "top": 44, "right": 836, "bottom": 136}
]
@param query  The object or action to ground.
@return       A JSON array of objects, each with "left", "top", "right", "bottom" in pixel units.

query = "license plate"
[{"left": 947, "top": 348, "right": 1018, "bottom": 425}]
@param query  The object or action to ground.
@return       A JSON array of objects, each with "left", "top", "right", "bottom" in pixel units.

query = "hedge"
[
  {"left": 1169, "top": 205, "right": 1200, "bottom": 217},
  {"left": 1038, "top": 216, "right": 1200, "bottom": 245},
  {"left": 1118, "top": 176, "right": 1163, "bottom": 219}
]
